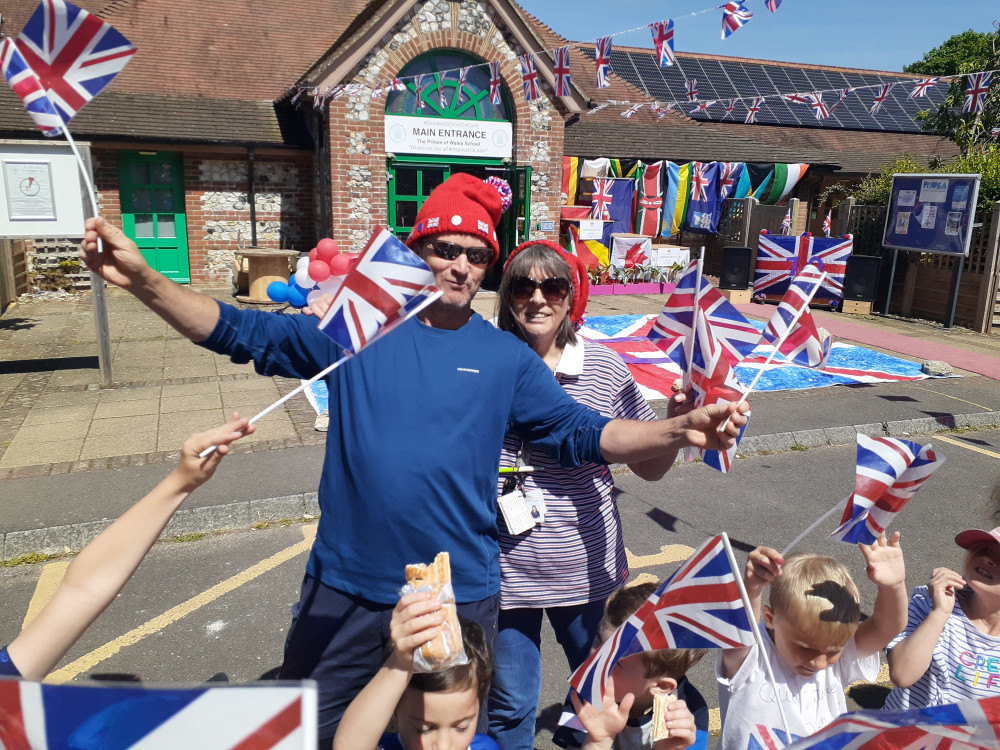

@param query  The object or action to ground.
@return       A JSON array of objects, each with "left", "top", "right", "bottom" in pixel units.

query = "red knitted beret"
[
  {"left": 406, "top": 174, "right": 509, "bottom": 264},
  {"left": 504, "top": 239, "right": 589, "bottom": 324}
]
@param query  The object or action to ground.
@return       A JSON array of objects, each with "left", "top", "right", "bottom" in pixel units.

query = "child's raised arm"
[
  {"left": 570, "top": 675, "right": 635, "bottom": 750},
  {"left": 5, "top": 414, "right": 252, "bottom": 680},
  {"left": 887, "top": 567, "right": 965, "bottom": 687},
  {"left": 855, "top": 531, "right": 909, "bottom": 659},
  {"left": 334, "top": 592, "right": 444, "bottom": 750},
  {"left": 719, "top": 546, "right": 783, "bottom": 679}
]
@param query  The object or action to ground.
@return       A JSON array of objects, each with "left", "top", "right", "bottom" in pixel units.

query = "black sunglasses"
[
  {"left": 510, "top": 276, "right": 570, "bottom": 302},
  {"left": 424, "top": 240, "right": 493, "bottom": 266}
]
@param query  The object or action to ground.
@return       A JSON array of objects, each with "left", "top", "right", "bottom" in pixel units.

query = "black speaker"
[
  {"left": 843, "top": 255, "right": 880, "bottom": 301},
  {"left": 720, "top": 246, "right": 752, "bottom": 289}
]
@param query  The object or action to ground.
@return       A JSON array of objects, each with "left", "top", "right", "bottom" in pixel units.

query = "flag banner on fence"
[
  {"left": 683, "top": 161, "right": 721, "bottom": 234},
  {"left": 733, "top": 162, "right": 774, "bottom": 199},
  {"left": 762, "top": 264, "right": 832, "bottom": 369},
  {"left": 318, "top": 228, "right": 438, "bottom": 354},
  {"left": 754, "top": 232, "right": 852, "bottom": 300},
  {"left": 760, "top": 163, "right": 809, "bottom": 205},
  {"left": 830, "top": 434, "right": 944, "bottom": 545},
  {"left": 568, "top": 534, "right": 754, "bottom": 709},
  {"left": 0, "top": 677, "right": 317, "bottom": 749}
]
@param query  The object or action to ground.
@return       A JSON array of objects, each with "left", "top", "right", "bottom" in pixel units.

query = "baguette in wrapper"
[
  {"left": 401, "top": 552, "right": 467, "bottom": 672},
  {"left": 651, "top": 691, "right": 677, "bottom": 741}
]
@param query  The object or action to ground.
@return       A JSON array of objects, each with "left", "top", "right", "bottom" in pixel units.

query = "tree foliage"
[
  {"left": 848, "top": 156, "right": 925, "bottom": 207},
  {"left": 903, "top": 30, "right": 993, "bottom": 76}
]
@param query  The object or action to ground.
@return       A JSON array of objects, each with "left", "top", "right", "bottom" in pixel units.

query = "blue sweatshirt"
[{"left": 200, "top": 303, "right": 611, "bottom": 603}]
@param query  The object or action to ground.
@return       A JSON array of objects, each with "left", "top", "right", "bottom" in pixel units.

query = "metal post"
[
  {"left": 945, "top": 256, "right": 964, "bottom": 329},
  {"left": 89, "top": 271, "right": 112, "bottom": 386},
  {"left": 884, "top": 248, "right": 898, "bottom": 316},
  {"left": 247, "top": 146, "right": 257, "bottom": 247}
]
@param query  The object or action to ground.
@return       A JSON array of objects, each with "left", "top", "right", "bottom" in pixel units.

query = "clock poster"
[{"left": 4, "top": 160, "right": 56, "bottom": 220}]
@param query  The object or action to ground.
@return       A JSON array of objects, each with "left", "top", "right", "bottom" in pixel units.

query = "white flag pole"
[
  {"left": 721, "top": 532, "right": 793, "bottom": 741},
  {"left": 198, "top": 290, "right": 443, "bottom": 457},
  {"left": 780, "top": 497, "right": 848, "bottom": 557},
  {"left": 62, "top": 126, "right": 103, "bottom": 253},
  {"left": 681, "top": 256, "right": 704, "bottom": 392},
  {"left": 718, "top": 271, "right": 827, "bottom": 433}
]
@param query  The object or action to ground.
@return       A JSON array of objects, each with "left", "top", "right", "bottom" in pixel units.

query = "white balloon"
[
  {"left": 295, "top": 267, "right": 312, "bottom": 288},
  {"left": 317, "top": 276, "right": 344, "bottom": 295},
  {"left": 296, "top": 257, "right": 310, "bottom": 271},
  {"left": 306, "top": 289, "right": 325, "bottom": 305}
]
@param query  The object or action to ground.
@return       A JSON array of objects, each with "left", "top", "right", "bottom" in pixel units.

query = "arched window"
[{"left": 386, "top": 50, "right": 510, "bottom": 121}]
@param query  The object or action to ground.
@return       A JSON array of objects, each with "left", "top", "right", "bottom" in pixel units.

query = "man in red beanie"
[{"left": 80, "top": 173, "right": 747, "bottom": 745}]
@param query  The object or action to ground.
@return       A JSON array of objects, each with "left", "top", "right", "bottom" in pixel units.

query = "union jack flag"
[
  {"left": 822, "top": 210, "right": 832, "bottom": 237},
  {"left": 595, "top": 36, "right": 612, "bottom": 89},
  {"left": 0, "top": 678, "right": 317, "bottom": 749},
  {"left": 765, "top": 0, "right": 782, "bottom": 10},
  {"left": 755, "top": 232, "right": 852, "bottom": 300},
  {"left": 655, "top": 101, "right": 676, "bottom": 120},
  {"left": 723, "top": 98, "right": 736, "bottom": 117},
  {"left": 763, "top": 264, "right": 832, "bottom": 369},
  {"left": 719, "top": 162, "right": 743, "bottom": 200},
  {"left": 553, "top": 46, "right": 571, "bottom": 97},
  {"left": 590, "top": 178, "right": 614, "bottom": 220},
  {"left": 569, "top": 533, "right": 754, "bottom": 708},
  {"left": 781, "top": 209, "right": 791, "bottom": 235},
  {"left": 781, "top": 92, "right": 810, "bottom": 105},
  {"left": 621, "top": 103, "right": 643, "bottom": 118},
  {"left": 964, "top": 72, "right": 993, "bottom": 114},
  {"left": 650, "top": 20, "right": 675, "bottom": 67},
  {"left": 909, "top": 77, "right": 939, "bottom": 98},
  {"left": 721, "top": 1, "right": 753, "bottom": 38},
  {"left": 686, "top": 79, "right": 698, "bottom": 101},
  {"left": 829, "top": 87, "right": 853, "bottom": 114},
  {"left": 689, "top": 100, "right": 716, "bottom": 115},
  {"left": 648, "top": 260, "right": 762, "bottom": 370},
  {"left": 830, "top": 435, "right": 944, "bottom": 545},
  {"left": 319, "top": 228, "right": 438, "bottom": 354},
  {"left": 489, "top": 61, "right": 502, "bottom": 105},
  {"left": 457, "top": 66, "right": 469, "bottom": 103},
  {"left": 0, "top": 38, "right": 64, "bottom": 136},
  {"left": 745, "top": 96, "right": 763, "bottom": 123},
  {"left": 390, "top": 77, "right": 407, "bottom": 92},
  {"left": 784, "top": 694, "right": 1000, "bottom": 750},
  {"left": 807, "top": 92, "right": 829, "bottom": 119},
  {"left": 519, "top": 53, "right": 540, "bottom": 101},
  {"left": 870, "top": 82, "right": 894, "bottom": 115},
  {"left": 415, "top": 73, "right": 426, "bottom": 110},
  {"left": 15, "top": 0, "right": 136, "bottom": 127},
  {"left": 438, "top": 71, "right": 449, "bottom": 109},
  {"left": 690, "top": 162, "right": 712, "bottom": 201}
]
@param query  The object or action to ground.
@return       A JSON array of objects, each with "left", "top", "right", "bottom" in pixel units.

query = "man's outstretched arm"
[{"left": 80, "top": 216, "right": 220, "bottom": 342}]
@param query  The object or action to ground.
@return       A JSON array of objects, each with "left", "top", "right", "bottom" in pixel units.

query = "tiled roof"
[{"left": 0, "top": 86, "right": 310, "bottom": 147}]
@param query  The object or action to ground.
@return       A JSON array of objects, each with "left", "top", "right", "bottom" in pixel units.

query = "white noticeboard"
[
  {"left": 0, "top": 141, "right": 90, "bottom": 237},
  {"left": 384, "top": 114, "right": 512, "bottom": 158},
  {"left": 578, "top": 219, "right": 603, "bottom": 240}
]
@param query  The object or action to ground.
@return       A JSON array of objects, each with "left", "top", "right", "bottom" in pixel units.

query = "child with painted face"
[
  {"left": 716, "top": 534, "right": 907, "bottom": 750},
  {"left": 333, "top": 592, "right": 499, "bottom": 750},
  {"left": 884, "top": 527, "right": 1000, "bottom": 710}
]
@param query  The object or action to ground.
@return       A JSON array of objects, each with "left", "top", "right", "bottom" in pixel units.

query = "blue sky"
[{"left": 517, "top": 1, "right": 997, "bottom": 72}]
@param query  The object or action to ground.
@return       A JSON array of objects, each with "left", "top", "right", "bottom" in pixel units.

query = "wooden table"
[{"left": 233, "top": 247, "right": 299, "bottom": 304}]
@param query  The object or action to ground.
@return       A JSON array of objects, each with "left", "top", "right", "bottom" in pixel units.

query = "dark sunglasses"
[
  {"left": 424, "top": 240, "right": 493, "bottom": 266},
  {"left": 510, "top": 275, "right": 570, "bottom": 302}
]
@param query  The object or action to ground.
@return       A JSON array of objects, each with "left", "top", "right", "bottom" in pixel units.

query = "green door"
[
  {"left": 119, "top": 151, "right": 190, "bottom": 283},
  {"left": 387, "top": 162, "right": 448, "bottom": 239}
]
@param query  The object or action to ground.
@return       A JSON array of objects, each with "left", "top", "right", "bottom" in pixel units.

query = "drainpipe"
[{"left": 247, "top": 146, "right": 258, "bottom": 246}]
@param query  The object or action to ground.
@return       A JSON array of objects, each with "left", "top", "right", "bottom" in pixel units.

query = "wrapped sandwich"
[
  {"left": 401, "top": 551, "right": 467, "bottom": 671},
  {"left": 651, "top": 691, "right": 677, "bottom": 741}
]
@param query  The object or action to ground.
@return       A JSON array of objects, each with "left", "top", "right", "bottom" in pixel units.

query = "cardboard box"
[
  {"left": 841, "top": 299, "right": 873, "bottom": 315},
  {"left": 720, "top": 288, "right": 752, "bottom": 304}
]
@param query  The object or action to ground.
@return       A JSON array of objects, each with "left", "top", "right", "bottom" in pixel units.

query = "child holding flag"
[
  {"left": 715, "top": 534, "right": 907, "bottom": 749},
  {"left": 0, "top": 415, "right": 252, "bottom": 680}
]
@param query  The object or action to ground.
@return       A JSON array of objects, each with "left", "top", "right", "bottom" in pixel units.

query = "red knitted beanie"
[
  {"left": 406, "top": 173, "right": 509, "bottom": 264},
  {"left": 504, "top": 239, "right": 589, "bottom": 325}
]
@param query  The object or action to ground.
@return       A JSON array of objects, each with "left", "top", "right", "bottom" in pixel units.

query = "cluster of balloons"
[{"left": 266, "top": 238, "right": 359, "bottom": 308}]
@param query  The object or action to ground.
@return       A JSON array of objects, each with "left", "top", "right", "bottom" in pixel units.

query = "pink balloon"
[
  {"left": 316, "top": 238, "right": 339, "bottom": 262},
  {"left": 309, "top": 248, "right": 318, "bottom": 262},
  {"left": 329, "top": 254, "right": 352, "bottom": 275},
  {"left": 308, "top": 259, "right": 331, "bottom": 282}
]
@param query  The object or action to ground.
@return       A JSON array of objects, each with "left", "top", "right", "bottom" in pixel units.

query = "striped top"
[
  {"left": 884, "top": 586, "right": 1000, "bottom": 710},
  {"left": 497, "top": 339, "right": 657, "bottom": 608}
]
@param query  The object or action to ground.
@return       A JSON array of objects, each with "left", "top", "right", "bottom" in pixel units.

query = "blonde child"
[
  {"left": 885, "top": 526, "right": 1000, "bottom": 709},
  {"left": 716, "top": 533, "right": 907, "bottom": 750},
  {"left": 333, "top": 591, "right": 498, "bottom": 750},
  {"left": 0, "top": 414, "right": 252, "bottom": 680},
  {"left": 566, "top": 582, "right": 707, "bottom": 750}
]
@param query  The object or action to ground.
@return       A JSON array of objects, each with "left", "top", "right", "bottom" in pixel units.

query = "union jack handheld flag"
[
  {"left": 762, "top": 264, "right": 832, "bottom": 369},
  {"left": 830, "top": 434, "right": 944, "bottom": 545},
  {"left": 0, "top": 38, "right": 64, "bottom": 136},
  {"left": 0, "top": 679, "right": 317, "bottom": 749},
  {"left": 15, "top": 0, "right": 136, "bottom": 128},
  {"left": 553, "top": 46, "right": 571, "bottom": 97},
  {"left": 318, "top": 228, "right": 438, "bottom": 354},
  {"left": 781, "top": 208, "right": 792, "bottom": 234},
  {"left": 721, "top": 1, "right": 753, "bottom": 38},
  {"left": 822, "top": 210, "right": 832, "bottom": 237},
  {"left": 595, "top": 36, "right": 612, "bottom": 89},
  {"left": 569, "top": 533, "right": 754, "bottom": 708},
  {"left": 765, "top": 0, "right": 782, "bottom": 10},
  {"left": 964, "top": 72, "right": 993, "bottom": 114},
  {"left": 650, "top": 20, "right": 675, "bottom": 67},
  {"left": 519, "top": 53, "right": 540, "bottom": 101}
]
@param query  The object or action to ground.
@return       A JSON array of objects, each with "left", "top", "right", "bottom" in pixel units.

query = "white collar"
[{"left": 554, "top": 337, "right": 585, "bottom": 377}]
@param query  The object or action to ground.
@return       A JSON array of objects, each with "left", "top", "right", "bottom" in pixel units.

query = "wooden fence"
[
  {"left": 685, "top": 197, "right": 791, "bottom": 278},
  {"left": 0, "top": 240, "right": 28, "bottom": 312},
  {"left": 844, "top": 201, "right": 1000, "bottom": 332}
]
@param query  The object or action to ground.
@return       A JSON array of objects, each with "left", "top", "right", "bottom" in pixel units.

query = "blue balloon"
[
  {"left": 266, "top": 281, "right": 290, "bottom": 303},
  {"left": 286, "top": 283, "right": 309, "bottom": 308}
]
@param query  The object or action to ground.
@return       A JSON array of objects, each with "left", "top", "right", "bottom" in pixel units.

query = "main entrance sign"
[{"left": 385, "top": 115, "right": 512, "bottom": 158}]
